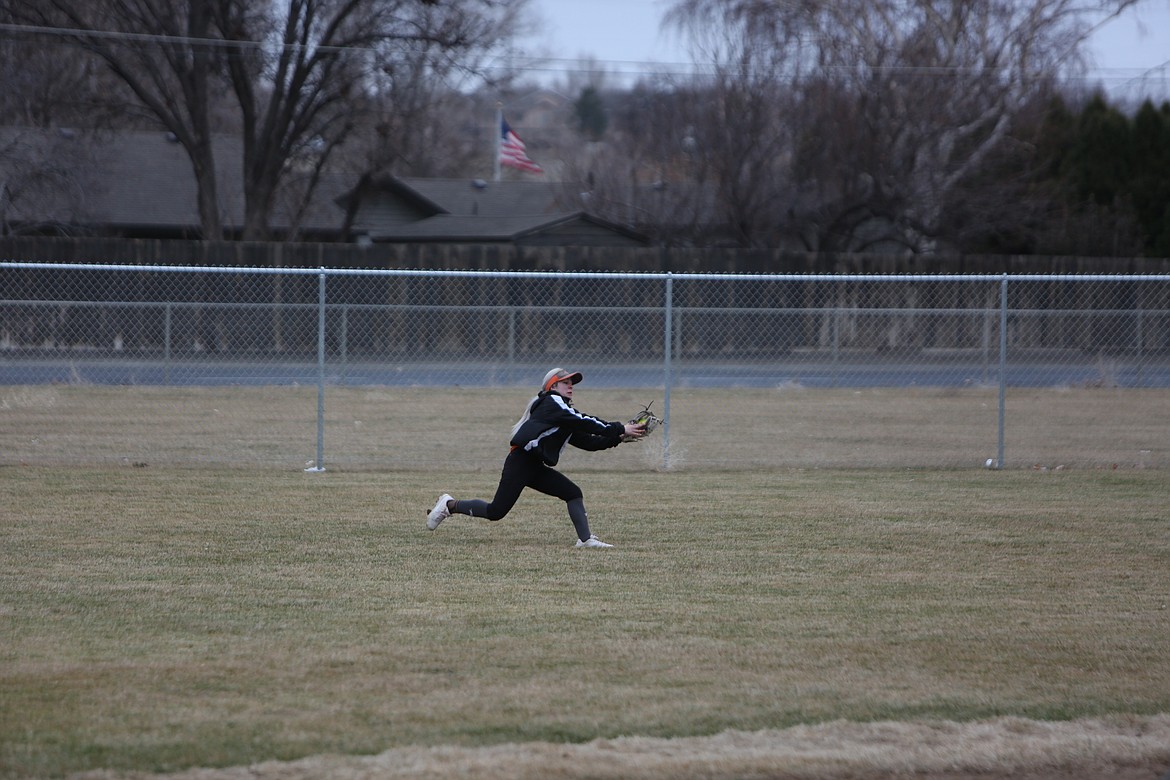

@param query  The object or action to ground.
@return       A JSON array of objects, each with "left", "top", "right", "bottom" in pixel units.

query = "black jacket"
[{"left": 509, "top": 391, "right": 624, "bottom": 466}]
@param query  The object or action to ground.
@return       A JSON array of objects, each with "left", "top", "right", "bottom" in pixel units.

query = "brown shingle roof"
[
  {"left": 371, "top": 212, "right": 581, "bottom": 241},
  {"left": 0, "top": 127, "right": 348, "bottom": 236},
  {"left": 397, "top": 177, "right": 570, "bottom": 217}
]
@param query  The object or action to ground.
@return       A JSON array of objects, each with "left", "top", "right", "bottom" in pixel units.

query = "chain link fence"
[{"left": 3, "top": 262, "right": 1168, "bottom": 471}]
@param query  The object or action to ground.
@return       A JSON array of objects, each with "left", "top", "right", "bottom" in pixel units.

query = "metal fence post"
[
  {"left": 307, "top": 268, "right": 327, "bottom": 473},
  {"left": 662, "top": 272, "right": 673, "bottom": 470},
  {"left": 996, "top": 275, "right": 1008, "bottom": 470}
]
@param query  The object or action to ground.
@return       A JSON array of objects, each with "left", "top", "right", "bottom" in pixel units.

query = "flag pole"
[{"left": 494, "top": 103, "right": 503, "bottom": 182}]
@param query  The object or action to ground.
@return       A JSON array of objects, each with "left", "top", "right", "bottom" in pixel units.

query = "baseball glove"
[{"left": 623, "top": 401, "right": 662, "bottom": 441}]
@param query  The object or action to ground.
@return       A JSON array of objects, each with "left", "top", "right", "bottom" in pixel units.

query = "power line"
[
  {"left": 1, "top": 20, "right": 1166, "bottom": 91},
  {"left": 0, "top": 22, "right": 362, "bottom": 55}
]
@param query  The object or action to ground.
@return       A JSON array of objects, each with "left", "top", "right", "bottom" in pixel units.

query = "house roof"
[
  {"left": 0, "top": 126, "right": 348, "bottom": 236},
  {"left": 370, "top": 212, "right": 648, "bottom": 243},
  {"left": 399, "top": 177, "right": 570, "bottom": 217},
  {"left": 336, "top": 174, "right": 572, "bottom": 219},
  {"left": 338, "top": 172, "right": 649, "bottom": 245},
  {"left": 371, "top": 213, "right": 569, "bottom": 241}
]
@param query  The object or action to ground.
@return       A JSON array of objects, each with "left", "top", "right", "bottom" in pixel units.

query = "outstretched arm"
[{"left": 570, "top": 421, "right": 644, "bottom": 451}]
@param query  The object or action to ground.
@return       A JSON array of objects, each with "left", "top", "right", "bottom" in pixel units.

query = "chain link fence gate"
[{"left": 2, "top": 262, "right": 1168, "bottom": 472}]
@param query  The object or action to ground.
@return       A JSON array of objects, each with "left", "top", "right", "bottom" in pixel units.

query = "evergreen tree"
[
  {"left": 1022, "top": 93, "right": 1146, "bottom": 257},
  {"left": 1130, "top": 100, "right": 1170, "bottom": 256},
  {"left": 1063, "top": 94, "right": 1132, "bottom": 208},
  {"left": 1035, "top": 96, "right": 1077, "bottom": 181},
  {"left": 574, "top": 86, "right": 609, "bottom": 142}
]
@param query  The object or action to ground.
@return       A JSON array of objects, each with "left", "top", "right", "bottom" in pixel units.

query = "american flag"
[{"left": 499, "top": 117, "right": 543, "bottom": 174}]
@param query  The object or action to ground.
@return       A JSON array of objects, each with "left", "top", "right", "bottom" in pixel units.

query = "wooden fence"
[{"left": 2, "top": 235, "right": 1169, "bottom": 274}]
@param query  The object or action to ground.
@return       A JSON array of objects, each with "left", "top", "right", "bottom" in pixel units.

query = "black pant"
[{"left": 453, "top": 448, "right": 592, "bottom": 540}]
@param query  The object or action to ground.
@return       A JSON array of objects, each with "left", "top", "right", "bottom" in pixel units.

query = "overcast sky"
[{"left": 519, "top": 0, "right": 1170, "bottom": 99}]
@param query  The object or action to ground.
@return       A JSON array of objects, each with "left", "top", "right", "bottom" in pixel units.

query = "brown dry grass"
[
  {"left": 2, "top": 386, "right": 1169, "bottom": 779},
  {"left": 3, "top": 384, "right": 1167, "bottom": 471}
]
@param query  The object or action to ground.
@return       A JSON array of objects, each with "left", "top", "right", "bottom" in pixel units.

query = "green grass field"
[{"left": 1, "top": 387, "right": 1169, "bottom": 778}]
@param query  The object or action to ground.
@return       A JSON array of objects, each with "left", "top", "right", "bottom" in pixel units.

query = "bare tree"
[
  {"left": 3, "top": 0, "right": 235, "bottom": 237},
  {"left": 657, "top": 0, "right": 814, "bottom": 246},
  {"left": 0, "top": 30, "right": 130, "bottom": 129},
  {"left": 664, "top": 0, "right": 1144, "bottom": 253},
  {"left": 356, "top": 3, "right": 528, "bottom": 178},
  {"left": 0, "top": 128, "right": 99, "bottom": 235},
  {"left": 3, "top": 0, "right": 529, "bottom": 240},
  {"left": 553, "top": 82, "right": 711, "bottom": 245},
  {"left": 564, "top": 3, "right": 810, "bottom": 248},
  {"left": 218, "top": 0, "right": 529, "bottom": 238}
]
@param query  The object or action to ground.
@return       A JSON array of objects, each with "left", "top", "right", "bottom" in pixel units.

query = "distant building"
[
  {"left": 0, "top": 127, "right": 348, "bottom": 240},
  {"left": 338, "top": 174, "right": 649, "bottom": 247},
  {"left": 1, "top": 125, "right": 647, "bottom": 247}
]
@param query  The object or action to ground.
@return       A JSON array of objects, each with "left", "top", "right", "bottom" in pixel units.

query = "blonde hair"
[{"left": 509, "top": 394, "right": 542, "bottom": 438}]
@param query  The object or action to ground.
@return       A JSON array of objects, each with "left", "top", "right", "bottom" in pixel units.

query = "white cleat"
[
  {"left": 427, "top": 493, "right": 453, "bottom": 530},
  {"left": 575, "top": 535, "right": 613, "bottom": 549}
]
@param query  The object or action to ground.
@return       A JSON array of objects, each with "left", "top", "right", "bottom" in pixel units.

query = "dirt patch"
[{"left": 72, "top": 715, "right": 1170, "bottom": 780}]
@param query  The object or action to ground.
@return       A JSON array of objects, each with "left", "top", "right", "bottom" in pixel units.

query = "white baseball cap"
[{"left": 542, "top": 367, "right": 583, "bottom": 392}]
